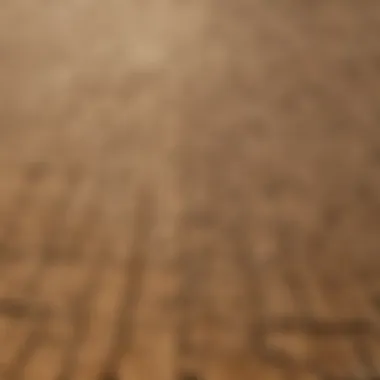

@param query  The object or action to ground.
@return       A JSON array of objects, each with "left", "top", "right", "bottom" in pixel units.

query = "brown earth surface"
[{"left": 1, "top": 1, "right": 380, "bottom": 379}]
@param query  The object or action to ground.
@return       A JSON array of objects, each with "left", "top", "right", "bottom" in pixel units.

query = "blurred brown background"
[{"left": 0, "top": 1, "right": 380, "bottom": 379}]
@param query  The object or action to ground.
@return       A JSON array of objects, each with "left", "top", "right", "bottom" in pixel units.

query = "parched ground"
[{"left": 0, "top": 1, "right": 380, "bottom": 379}]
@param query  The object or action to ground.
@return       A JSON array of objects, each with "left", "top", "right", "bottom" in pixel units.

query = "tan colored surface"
[{"left": 1, "top": 1, "right": 380, "bottom": 379}]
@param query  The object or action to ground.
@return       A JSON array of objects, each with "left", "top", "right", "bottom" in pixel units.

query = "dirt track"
[{"left": 1, "top": 1, "right": 380, "bottom": 379}]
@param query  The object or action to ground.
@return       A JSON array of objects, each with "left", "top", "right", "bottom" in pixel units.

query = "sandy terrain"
[{"left": 0, "top": 1, "right": 380, "bottom": 379}]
